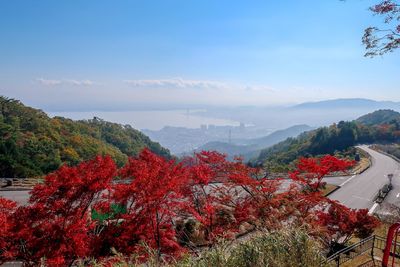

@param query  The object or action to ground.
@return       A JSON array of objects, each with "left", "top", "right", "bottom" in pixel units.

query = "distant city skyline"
[{"left": 0, "top": 0, "right": 399, "bottom": 111}]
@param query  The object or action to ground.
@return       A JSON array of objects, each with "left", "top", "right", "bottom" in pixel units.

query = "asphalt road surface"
[
  {"left": 0, "top": 190, "right": 30, "bottom": 205},
  {"left": 327, "top": 145, "right": 400, "bottom": 210}
]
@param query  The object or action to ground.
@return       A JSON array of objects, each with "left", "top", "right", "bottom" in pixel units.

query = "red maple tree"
[
  {"left": 107, "top": 149, "right": 189, "bottom": 260},
  {"left": 289, "top": 155, "right": 354, "bottom": 192},
  {"left": 8, "top": 155, "right": 117, "bottom": 266},
  {"left": 317, "top": 200, "right": 379, "bottom": 244}
]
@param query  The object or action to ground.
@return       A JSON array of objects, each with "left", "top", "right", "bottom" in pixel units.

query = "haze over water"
[{"left": 49, "top": 110, "right": 240, "bottom": 131}]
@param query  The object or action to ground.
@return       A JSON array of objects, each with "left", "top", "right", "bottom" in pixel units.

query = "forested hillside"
[
  {"left": 356, "top": 109, "right": 400, "bottom": 125},
  {"left": 0, "top": 97, "right": 170, "bottom": 177},
  {"left": 255, "top": 110, "right": 400, "bottom": 170}
]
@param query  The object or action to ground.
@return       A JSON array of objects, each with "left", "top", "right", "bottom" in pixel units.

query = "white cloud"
[
  {"left": 36, "top": 78, "right": 95, "bottom": 87},
  {"left": 36, "top": 78, "right": 62, "bottom": 86},
  {"left": 32, "top": 76, "right": 295, "bottom": 106},
  {"left": 65, "top": 79, "right": 95, "bottom": 86},
  {"left": 120, "top": 77, "right": 287, "bottom": 104},
  {"left": 124, "top": 78, "right": 227, "bottom": 89},
  {"left": 244, "top": 85, "right": 276, "bottom": 92}
]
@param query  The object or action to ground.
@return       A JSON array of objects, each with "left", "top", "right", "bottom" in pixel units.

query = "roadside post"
[{"left": 388, "top": 173, "right": 393, "bottom": 188}]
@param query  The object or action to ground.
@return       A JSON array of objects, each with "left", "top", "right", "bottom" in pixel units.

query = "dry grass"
[
  {"left": 322, "top": 184, "right": 339, "bottom": 196},
  {"left": 341, "top": 255, "right": 379, "bottom": 267},
  {"left": 352, "top": 158, "right": 371, "bottom": 175},
  {"left": 374, "top": 222, "right": 391, "bottom": 237},
  {"left": 87, "top": 228, "right": 331, "bottom": 267}
]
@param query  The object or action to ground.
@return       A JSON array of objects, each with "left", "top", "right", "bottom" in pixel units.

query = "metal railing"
[
  {"left": 326, "top": 235, "right": 375, "bottom": 266},
  {"left": 325, "top": 235, "right": 400, "bottom": 266}
]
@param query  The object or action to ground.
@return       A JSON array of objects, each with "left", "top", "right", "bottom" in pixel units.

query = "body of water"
[{"left": 48, "top": 110, "right": 240, "bottom": 130}]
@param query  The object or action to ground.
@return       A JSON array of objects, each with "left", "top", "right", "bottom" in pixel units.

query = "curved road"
[
  {"left": 1, "top": 145, "right": 400, "bottom": 212},
  {"left": 326, "top": 145, "right": 400, "bottom": 210}
]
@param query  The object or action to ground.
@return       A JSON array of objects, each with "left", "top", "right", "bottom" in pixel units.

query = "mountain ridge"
[
  {"left": 356, "top": 109, "right": 400, "bottom": 125},
  {"left": 291, "top": 98, "right": 400, "bottom": 110}
]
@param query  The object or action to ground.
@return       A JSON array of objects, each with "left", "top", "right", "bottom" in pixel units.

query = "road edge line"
[
  {"left": 339, "top": 175, "right": 356, "bottom": 187},
  {"left": 368, "top": 203, "right": 379, "bottom": 215}
]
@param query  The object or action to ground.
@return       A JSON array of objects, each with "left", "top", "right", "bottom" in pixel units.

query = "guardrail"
[
  {"left": 325, "top": 235, "right": 400, "bottom": 266},
  {"left": 369, "top": 146, "right": 400, "bottom": 164},
  {"left": 0, "top": 177, "right": 42, "bottom": 188}
]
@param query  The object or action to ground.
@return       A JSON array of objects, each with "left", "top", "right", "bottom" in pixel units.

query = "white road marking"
[
  {"left": 397, "top": 193, "right": 400, "bottom": 198},
  {"left": 369, "top": 203, "right": 379, "bottom": 215},
  {"left": 340, "top": 175, "right": 356, "bottom": 187},
  {"left": 352, "top": 195, "right": 370, "bottom": 201}
]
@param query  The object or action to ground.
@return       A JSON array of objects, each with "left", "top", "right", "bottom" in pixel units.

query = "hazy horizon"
[
  {"left": 48, "top": 109, "right": 241, "bottom": 131},
  {"left": 41, "top": 97, "right": 400, "bottom": 131}
]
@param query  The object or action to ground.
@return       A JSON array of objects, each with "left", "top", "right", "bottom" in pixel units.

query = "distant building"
[
  {"left": 239, "top": 122, "right": 245, "bottom": 131},
  {"left": 200, "top": 124, "right": 207, "bottom": 131}
]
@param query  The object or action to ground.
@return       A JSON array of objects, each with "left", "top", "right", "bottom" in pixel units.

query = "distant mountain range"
[
  {"left": 185, "top": 124, "right": 313, "bottom": 161},
  {"left": 292, "top": 98, "right": 400, "bottom": 110},
  {"left": 192, "top": 98, "right": 400, "bottom": 132},
  {"left": 240, "top": 124, "right": 314, "bottom": 147},
  {"left": 144, "top": 98, "right": 400, "bottom": 156}
]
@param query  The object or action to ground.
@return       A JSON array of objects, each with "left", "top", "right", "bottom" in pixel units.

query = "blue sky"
[{"left": 0, "top": 0, "right": 399, "bottom": 110}]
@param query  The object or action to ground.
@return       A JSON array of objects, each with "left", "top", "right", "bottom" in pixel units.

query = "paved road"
[
  {"left": 327, "top": 145, "right": 400, "bottom": 210},
  {"left": 0, "top": 190, "right": 30, "bottom": 205}
]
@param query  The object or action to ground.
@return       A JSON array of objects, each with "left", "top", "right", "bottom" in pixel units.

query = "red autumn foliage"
[
  {"left": 107, "top": 149, "right": 189, "bottom": 259},
  {"left": 363, "top": 0, "right": 400, "bottom": 56},
  {"left": 352, "top": 208, "right": 381, "bottom": 239},
  {"left": 0, "top": 198, "right": 17, "bottom": 261},
  {"left": 317, "top": 200, "right": 380, "bottom": 244},
  {"left": 0, "top": 149, "right": 379, "bottom": 266},
  {"left": 290, "top": 155, "right": 354, "bottom": 191},
  {"left": 6, "top": 155, "right": 117, "bottom": 265}
]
